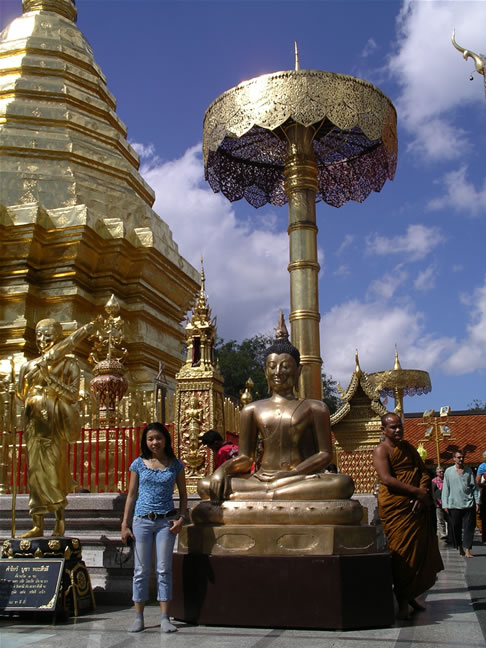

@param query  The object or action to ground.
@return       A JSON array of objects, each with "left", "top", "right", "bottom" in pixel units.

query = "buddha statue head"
[{"left": 263, "top": 311, "right": 301, "bottom": 396}]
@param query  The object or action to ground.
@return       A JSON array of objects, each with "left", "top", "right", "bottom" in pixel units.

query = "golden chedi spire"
[
  {"left": 1, "top": 1, "right": 155, "bottom": 217},
  {"left": 0, "top": 3, "right": 199, "bottom": 388},
  {"left": 22, "top": 1, "right": 77, "bottom": 22}
]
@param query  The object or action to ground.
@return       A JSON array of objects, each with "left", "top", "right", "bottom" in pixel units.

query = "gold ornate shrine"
[
  {"left": 0, "top": 1, "right": 199, "bottom": 390},
  {"left": 331, "top": 352, "right": 388, "bottom": 494},
  {"left": 173, "top": 263, "right": 230, "bottom": 493}
]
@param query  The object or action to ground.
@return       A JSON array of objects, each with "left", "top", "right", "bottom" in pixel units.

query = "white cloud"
[
  {"left": 322, "top": 275, "right": 486, "bottom": 383},
  {"left": 404, "top": 119, "right": 469, "bottom": 162},
  {"left": 321, "top": 299, "right": 454, "bottom": 386},
  {"left": 365, "top": 224, "right": 444, "bottom": 261},
  {"left": 336, "top": 234, "right": 354, "bottom": 256},
  {"left": 130, "top": 141, "right": 160, "bottom": 165},
  {"left": 367, "top": 265, "right": 408, "bottom": 299},
  {"left": 414, "top": 264, "right": 437, "bottom": 292},
  {"left": 362, "top": 37, "right": 377, "bottom": 58},
  {"left": 139, "top": 144, "right": 291, "bottom": 341},
  {"left": 333, "top": 264, "right": 350, "bottom": 278},
  {"left": 388, "top": 0, "right": 486, "bottom": 160},
  {"left": 428, "top": 165, "right": 486, "bottom": 216},
  {"left": 443, "top": 276, "right": 486, "bottom": 373}
]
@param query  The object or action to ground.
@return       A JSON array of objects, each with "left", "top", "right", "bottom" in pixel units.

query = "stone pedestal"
[
  {"left": 191, "top": 498, "right": 364, "bottom": 526},
  {"left": 179, "top": 523, "right": 377, "bottom": 556},
  {"left": 171, "top": 552, "right": 394, "bottom": 629}
]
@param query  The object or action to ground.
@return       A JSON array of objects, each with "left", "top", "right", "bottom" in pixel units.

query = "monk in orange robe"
[{"left": 373, "top": 413, "right": 444, "bottom": 619}]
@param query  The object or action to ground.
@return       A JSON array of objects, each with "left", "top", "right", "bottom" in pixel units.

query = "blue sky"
[{"left": 2, "top": 0, "right": 486, "bottom": 414}]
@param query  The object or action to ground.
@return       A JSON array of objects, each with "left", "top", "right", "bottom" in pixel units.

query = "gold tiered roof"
[
  {"left": 1, "top": 0, "right": 166, "bottom": 234},
  {"left": 0, "top": 1, "right": 199, "bottom": 385}
]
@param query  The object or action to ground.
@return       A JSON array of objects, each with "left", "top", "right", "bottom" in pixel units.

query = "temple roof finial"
[
  {"left": 294, "top": 41, "right": 300, "bottom": 72},
  {"left": 200, "top": 256, "right": 206, "bottom": 293}
]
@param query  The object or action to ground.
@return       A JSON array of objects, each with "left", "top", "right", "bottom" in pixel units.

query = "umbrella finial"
[
  {"left": 294, "top": 41, "right": 300, "bottom": 71},
  {"left": 393, "top": 345, "right": 402, "bottom": 371}
]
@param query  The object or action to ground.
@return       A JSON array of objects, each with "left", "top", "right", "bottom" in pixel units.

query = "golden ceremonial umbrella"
[{"left": 203, "top": 46, "right": 397, "bottom": 399}]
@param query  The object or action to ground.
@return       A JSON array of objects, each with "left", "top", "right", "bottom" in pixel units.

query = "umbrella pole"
[{"left": 283, "top": 122, "right": 322, "bottom": 400}]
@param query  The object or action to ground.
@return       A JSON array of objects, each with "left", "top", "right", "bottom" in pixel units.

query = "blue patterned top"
[{"left": 130, "top": 456, "right": 184, "bottom": 517}]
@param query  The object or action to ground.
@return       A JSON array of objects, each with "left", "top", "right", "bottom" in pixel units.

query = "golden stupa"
[{"left": 0, "top": 1, "right": 199, "bottom": 387}]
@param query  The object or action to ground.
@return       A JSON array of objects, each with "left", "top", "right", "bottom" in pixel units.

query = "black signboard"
[{"left": 0, "top": 559, "right": 64, "bottom": 612}]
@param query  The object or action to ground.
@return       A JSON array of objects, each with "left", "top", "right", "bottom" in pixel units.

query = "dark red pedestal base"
[{"left": 171, "top": 552, "right": 394, "bottom": 630}]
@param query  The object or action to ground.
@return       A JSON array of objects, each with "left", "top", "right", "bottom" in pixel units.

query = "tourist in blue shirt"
[{"left": 121, "top": 422, "right": 187, "bottom": 633}]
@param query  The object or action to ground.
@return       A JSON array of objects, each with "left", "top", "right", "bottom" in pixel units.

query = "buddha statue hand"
[
  {"left": 207, "top": 454, "right": 253, "bottom": 503},
  {"left": 208, "top": 466, "right": 227, "bottom": 503}
]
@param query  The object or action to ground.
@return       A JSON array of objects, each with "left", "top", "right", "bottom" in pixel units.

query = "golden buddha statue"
[
  {"left": 17, "top": 318, "right": 95, "bottom": 538},
  {"left": 194, "top": 313, "right": 360, "bottom": 529}
]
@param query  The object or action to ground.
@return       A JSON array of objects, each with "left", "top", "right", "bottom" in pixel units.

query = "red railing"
[{"left": 1, "top": 424, "right": 176, "bottom": 495}]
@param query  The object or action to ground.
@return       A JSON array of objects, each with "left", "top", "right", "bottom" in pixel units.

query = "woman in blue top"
[{"left": 121, "top": 422, "right": 187, "bottom": 633}]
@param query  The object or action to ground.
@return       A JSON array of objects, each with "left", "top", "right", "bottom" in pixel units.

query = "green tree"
[
  {"left": 468, "top": 399, "right": 486, "bottom": 411},
  {"left": 215, "top": 335, "right": 342, "bottom": 413},
  {"left": 215, "top": 335, "right": 271, "bottom": 401},
  {"left": 322, "top": 373, "right": 341, "bottom": 414}
]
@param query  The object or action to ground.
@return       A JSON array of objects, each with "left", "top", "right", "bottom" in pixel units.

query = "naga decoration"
[{"left": 452, "top": 29, "right": 486, "bottom": 98}]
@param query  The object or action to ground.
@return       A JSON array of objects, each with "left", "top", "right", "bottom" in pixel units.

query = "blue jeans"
[{"left": 132, "top": 515, "right": 177, "bottom": 602}]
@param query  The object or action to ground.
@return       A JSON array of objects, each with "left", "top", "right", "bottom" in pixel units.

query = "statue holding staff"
[{"left": 16, "top": 318, "right": 95, "bottom": 538}]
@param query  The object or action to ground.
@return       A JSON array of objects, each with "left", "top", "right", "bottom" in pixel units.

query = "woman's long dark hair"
[{"left": 140, "top": 422, "right": 176, "bottom": 460}]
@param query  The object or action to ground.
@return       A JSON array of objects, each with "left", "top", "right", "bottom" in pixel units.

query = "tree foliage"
[
  {"left": 215, "top": 334, "right": 342, "bottom": 413},
  {"left": 215, "top": 335, "right": 271, "bottom": 401},
  {"left": 322, "top": 373, "right": 341, "bottom": 414},
  {"left": 468, "top": 399, "right": 486, "bottom": 411}
]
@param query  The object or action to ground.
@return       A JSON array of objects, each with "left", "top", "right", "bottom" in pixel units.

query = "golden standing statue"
[
  {"left": 17, "top": 318, "right": 95, "bottom": 538},
  {"left": 197, "top": 312, "right": 353, "bottom": 506}
]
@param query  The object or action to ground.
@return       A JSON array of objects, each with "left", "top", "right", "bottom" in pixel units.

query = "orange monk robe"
[{"left": 378, "top": 441, "right": 444, "bottom": 602}]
